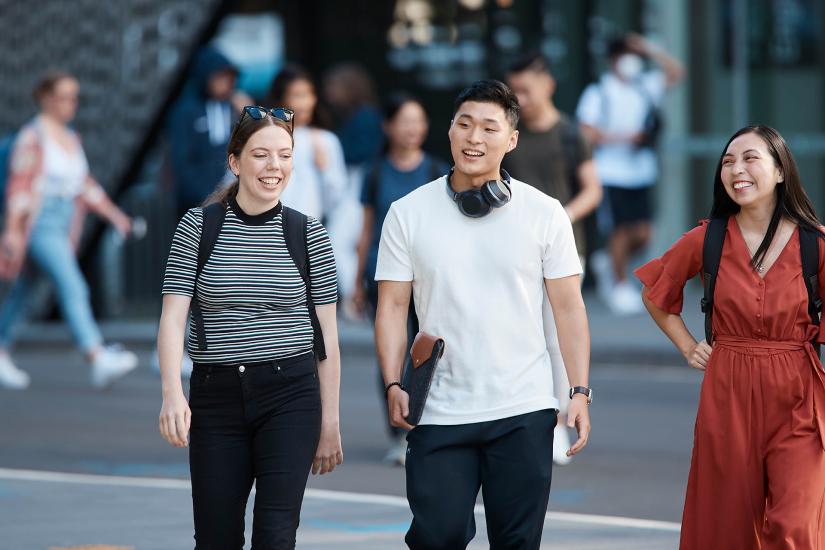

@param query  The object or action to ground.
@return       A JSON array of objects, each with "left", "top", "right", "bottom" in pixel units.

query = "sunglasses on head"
[{"left": 239, "top": 106, "right": 294, "bottom": 131}]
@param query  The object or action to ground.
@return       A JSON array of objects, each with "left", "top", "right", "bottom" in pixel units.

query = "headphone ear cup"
[
  {"left": 457, "top": 189, "right": 491, "bottom": 218},
  {"left": 481, "top": 179, "right": 512, "bottom": 208}
]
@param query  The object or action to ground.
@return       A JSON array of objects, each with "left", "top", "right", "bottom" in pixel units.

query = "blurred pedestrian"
[
  {"left": 576, "top": 33, "right": 684, "bottom": 315},
  {"left": 376, "top": 80, "right": 591, "bottom": 548},
  {"left": 505, "top": 52, "right": 602, "bottom": 466},
  {"left": 267, "top": 64, "right": 347, "bottom": 221},
  {"left": 323, "top": 62, "right": 383, "bottom": 172},
  {"left": 0, "top": 71, "right": 137, "bottom": 391},
  {"left": 158, "top": 106, "right": 343, "bottom": 549},
  {"left": 354, "top": 92, "right": 448, "bottom": 465},
  {"left": 323, "top": 63, "right": 384, "bottom": 318},
  {"left": 167, "top": 45, "right": 251, "bottom": 220},
  {"left": 637, "top": 126, "right": 825, "bottom": 548},
  {"left": 268, "top": 65, "right": 353, "bottom": 309}
]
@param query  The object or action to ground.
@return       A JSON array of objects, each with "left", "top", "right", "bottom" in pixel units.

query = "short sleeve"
[
  {"left": 306, "top": 217, "right": 338, "bottom": 305},
  {"left": 642, "top": 71, "right": 667, "bottom": 104},
  {"left": 634, "top": 222, "right": 706, "bottom": 314},
  {"left": 375, "top": 203, "right": 413, "bottom": 282},
  {"left": 542, "top": 200, "right": 583, "bottom": 279},
  {"left": 576, "top": 84, "right": 602, "bottom": 127},
  {"left": 162, "top": 209, "right": 202, "bottom": 297}
]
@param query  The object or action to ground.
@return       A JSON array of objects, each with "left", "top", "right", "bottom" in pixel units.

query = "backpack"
[
  {"left": 701, "top": 217, "right": 821, "bottom": 351},
  {"left": 597, "top": 80, "right": 662, "bottom": 149},
  {"left": 189, "top": 202, "right": 327, "bottom": 361},
  {"left": 559, "top": 119, "right": 585, "bottom": 200}
]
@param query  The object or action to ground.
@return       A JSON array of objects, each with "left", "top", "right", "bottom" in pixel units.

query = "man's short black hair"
[
  {"left": 452, "top": 79, "right": 520, "bottom": 129},
  {"left": 607, "top": 37, "right": 631, "bottom": 59},
  {"left": 507, "top": 51, "right": 550, "bottom": 76}
]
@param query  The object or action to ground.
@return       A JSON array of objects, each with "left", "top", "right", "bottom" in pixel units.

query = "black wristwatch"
[{"left": 569, "top": 386, "right": 593, "bottom": 405}]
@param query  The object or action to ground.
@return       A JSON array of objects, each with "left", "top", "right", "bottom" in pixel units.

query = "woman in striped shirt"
[{"left": 157, "top": 106, "right": 343, "bottom": 549}]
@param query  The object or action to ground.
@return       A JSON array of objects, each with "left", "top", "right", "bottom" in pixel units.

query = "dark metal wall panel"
[{"left": 0, "top": 0, "right": 222, "bottom": 193}]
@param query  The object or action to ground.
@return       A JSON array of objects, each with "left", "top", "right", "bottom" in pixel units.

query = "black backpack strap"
[
  {"left": 800, "top": 226, "right": 822, "bottom": 354},
  {"left": 283, "top": 206, "right": 327, "bottom": 361},
  {"left": 191, "top": 202, "right": 226, "bottom": 351},
  {"left": 701, "top": 217, "right": 728, "bottom": 345},
  {"left": 560, "top": 119, "right": 583, "bottom": 198}
]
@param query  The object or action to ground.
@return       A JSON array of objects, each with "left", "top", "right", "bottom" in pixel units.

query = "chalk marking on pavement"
[{"left": 0, "top": 468, "right": 681, "bottom": 533}]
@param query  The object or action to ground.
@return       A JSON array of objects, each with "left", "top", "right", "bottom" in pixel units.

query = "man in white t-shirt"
[
  {"left": 576, "top": 33, "right": 684, "bottom": 315},
  {"left": 375, "top": 80, "right": 592, "bottom": 549}
]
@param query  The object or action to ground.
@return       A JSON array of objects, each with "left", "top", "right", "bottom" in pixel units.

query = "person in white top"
[
  {"left": 268, "top": 65, "right": 353, "bottom": 304},
  {"left": 0, "top": 71, "right": 138, "bottom": 390},
  {"left": 577, "top": 33, "right": 684, "bottom": 315},
  {"left": 375, "top": 80, "right": 592, "bottom": 549}
]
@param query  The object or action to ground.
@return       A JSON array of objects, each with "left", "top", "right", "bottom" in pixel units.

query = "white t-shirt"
[
  {"left": 375, "top": 176, "right": 582, "bottom": 425},
  {"left": 576, "top": 72, "right": 666, "bottom": 188}
]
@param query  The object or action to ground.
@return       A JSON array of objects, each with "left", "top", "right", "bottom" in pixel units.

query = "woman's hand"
[
  {"left": 566, "top": 395, "right": 591, "bottom": 457},
  {"left": 312, "top": 423, "right": 343, "bottom": 475},
  {"left": 159, "top": 388, "right": 191, "bottom": 448},
  {"left": 0, "top": 230, "right": 26, "bottom": 273},
  {"left": 685, "top": 339, "right": 713, "bottom": 371}
]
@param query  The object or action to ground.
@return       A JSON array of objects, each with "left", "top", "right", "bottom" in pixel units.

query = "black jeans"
[
  {"left": 405, "top": 409, "right": 557, "bottom": 550},
  {"left": 188, "top": 352, "right": 321, "bottom": 550}
]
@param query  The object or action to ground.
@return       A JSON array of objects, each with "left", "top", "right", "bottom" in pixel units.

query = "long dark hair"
[
  {"left": 202, "top": 112, "right": 294, "bottom": 207},
  {"left": 709, "top": 125, "right": 824, "bottom": 269},
  {"left": 380, "top": 91, "right": 426, "bottom": 155},
  {"left": 267, "top": 64, "right": 331, "bottom": 129}
]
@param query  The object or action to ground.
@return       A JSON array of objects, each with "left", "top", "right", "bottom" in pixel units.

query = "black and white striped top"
[{"left": 162, "top": 199, "right": 338, "bottom": 364}]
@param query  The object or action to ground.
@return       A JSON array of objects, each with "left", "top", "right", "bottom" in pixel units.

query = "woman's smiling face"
[{"left": 720, "top": 132, "right": 784, "bottom": 209}]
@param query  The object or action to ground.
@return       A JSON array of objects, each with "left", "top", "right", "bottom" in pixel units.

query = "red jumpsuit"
[{"left": 636, "top": 218, "right": 825, "bottom": 549}]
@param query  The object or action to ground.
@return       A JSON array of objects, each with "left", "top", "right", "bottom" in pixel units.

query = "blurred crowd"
[{"left": 0, "top": 32, "right": 683, "bottom": 466}]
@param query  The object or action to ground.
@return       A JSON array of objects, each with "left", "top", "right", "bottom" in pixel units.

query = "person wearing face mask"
[
  {"left": 636, "top": 126, "right": 825, "bottom": 548},
  {"left": 576, "top": 33, "right": 684, "bottom": 315}
]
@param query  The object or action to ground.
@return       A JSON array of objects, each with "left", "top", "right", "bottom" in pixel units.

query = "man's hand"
[
  {"left": 387, "top": 385, "right": 415, "bottom": 431},
  {"left": 566, "top": 395, "right": 591, "bottom": 457}
]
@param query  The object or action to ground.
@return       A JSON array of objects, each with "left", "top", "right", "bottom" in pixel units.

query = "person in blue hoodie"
[{"left": 167, "top": 46, "right": 251, "bottom": 220}]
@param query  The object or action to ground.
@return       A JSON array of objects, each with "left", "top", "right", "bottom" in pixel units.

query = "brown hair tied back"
[
  {"left": 202, "top": 110, "right": 294, "bottom": 208},
  {"left": 33, "top": 70, "right": 75, "bottom": 103}
]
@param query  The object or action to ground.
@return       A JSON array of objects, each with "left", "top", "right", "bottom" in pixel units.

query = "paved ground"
[{"left": 0, "top": 290, "right": 705, "bottom": 548}]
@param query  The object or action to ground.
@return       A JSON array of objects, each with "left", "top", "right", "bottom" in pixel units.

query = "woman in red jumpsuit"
[{"left": 636, "top": 125, "right": 825, "bottom": 549}]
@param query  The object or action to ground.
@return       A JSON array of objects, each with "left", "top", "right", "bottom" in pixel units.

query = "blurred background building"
[{"left": 0, "top": 0, "right": 822, "bottom": 318}]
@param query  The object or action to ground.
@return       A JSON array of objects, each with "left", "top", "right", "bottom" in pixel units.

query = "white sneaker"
[
  {"left": 91, "top": 345, "right": 138, "bottom": 389},
  {"left": 590, "top": 249, "right": 614, "bottom": 303},
  {"left": 383, "top": 435, "right": 408, "bottom": 467},
  {"left": 0, "top": 354, "right": 30, "bottom": 390},
  {"left": 610, "top": 280, "right": 645, "bottom": 316},
  {"left": 553, "top": 423, "right": 572, "bottom": 466}
]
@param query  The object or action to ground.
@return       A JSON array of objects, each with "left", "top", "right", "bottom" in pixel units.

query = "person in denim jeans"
[{"left": 0, "top": 71, "right": 138, "bottom": 390}]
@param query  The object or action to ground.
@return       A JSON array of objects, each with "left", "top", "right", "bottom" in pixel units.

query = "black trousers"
[
  {"left": 188, "top": 352, "right": 321, "bottom": 550},
  {"left": 405, "top": 409, "right": 557, "bottom": 550}
]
